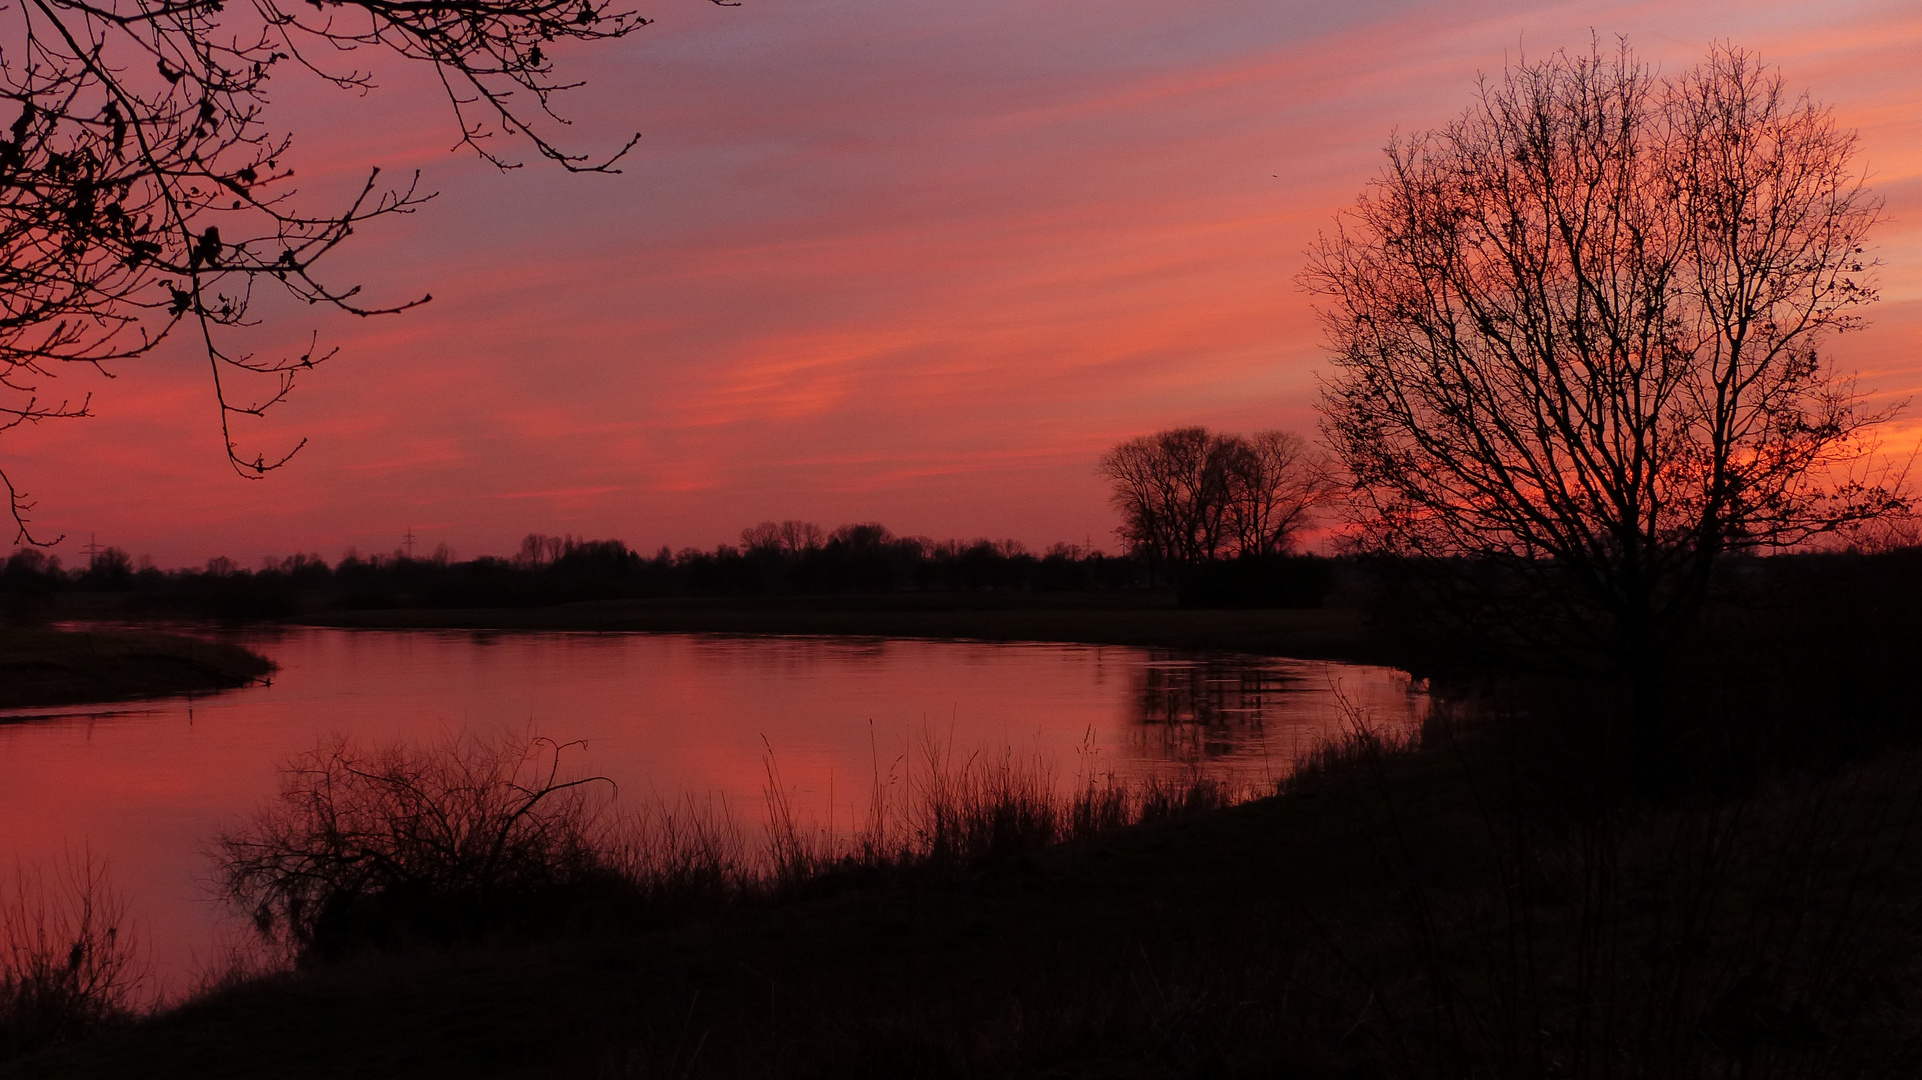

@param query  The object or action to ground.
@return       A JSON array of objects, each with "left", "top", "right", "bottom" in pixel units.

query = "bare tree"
[
  {"left": 0, "top": 0, "right": 709, "bottom": 542},
  {"left": 1099, "top": 426, "right": 1237, "bottom": 566},
  {"left": 1101, "top": 426, "right": 1333, "bottom": 567},
  {"left": 1221, "top": 429, "right": 1338, "bottom": 556},
  {"left": 741, "top": 520, "right": 823, "bottom": 554},
  {"left": 1306, "top": 42, "right": 1907, "bottom": 691},
  {"left": 515, "top": 533, "right": 569, "bottom": 568}
]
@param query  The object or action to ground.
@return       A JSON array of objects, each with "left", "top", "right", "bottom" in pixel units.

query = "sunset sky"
[{"left": 8, "top": 0, "right": 1922, "bottom": 568}]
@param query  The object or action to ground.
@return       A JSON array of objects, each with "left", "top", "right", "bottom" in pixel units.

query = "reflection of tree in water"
[{"left": 1127, "top": 653, "right": 1299, "bottom": 764}]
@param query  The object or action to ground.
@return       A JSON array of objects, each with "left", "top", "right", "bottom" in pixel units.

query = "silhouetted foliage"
[
  {"left": 1307, "top": 42, "right": 1908, "bottom": 693},
  {"left": 1, "top": 856, "right": 144, "bottom": 1061},
  {"left": 1099, "top": 426, "right": 1336, "bottom": 588},
  {"left": 0, "top": 0, "right": 718, "bottom": 543},
  {"left": 1177, "top": 554, "right": 1334, "bottom": 609},
  {"left": 216, "top": 732, "right": 623, "bottom": 959},
  {"left": 2, "top": 523, "right": 1178, "bottom": 617}
]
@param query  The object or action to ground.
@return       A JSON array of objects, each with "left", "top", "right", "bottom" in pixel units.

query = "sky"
[{"left": 7, "top": 0, "right": 1922, "bottom": 568}]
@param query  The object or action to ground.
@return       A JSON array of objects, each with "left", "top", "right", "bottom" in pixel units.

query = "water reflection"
[
  {"left": 0, "top": 629, "right": 1426, "bottom": 990},
  {"left": 1122, "top": 651, "right": 1418, "bottom": 777},
  {"left": 1135, "top": 653, "right": 1295, "bottom": 724}
]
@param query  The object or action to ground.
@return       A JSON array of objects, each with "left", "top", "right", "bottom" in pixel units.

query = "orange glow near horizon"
[{"left": 6, "top": 0, "right": 1922, "bottom": 566}]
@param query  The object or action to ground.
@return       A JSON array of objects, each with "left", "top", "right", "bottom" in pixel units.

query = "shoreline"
[
  {"left": 0, "top": 626, "right": 275, "bottom": 712},
  {"left": 298, "top": 592, "right": 1391, "bottom": 665}
]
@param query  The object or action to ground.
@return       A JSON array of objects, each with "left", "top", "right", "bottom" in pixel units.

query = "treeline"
[{"left": 4, "top": 522, "right": 1254, "bottom": 619}]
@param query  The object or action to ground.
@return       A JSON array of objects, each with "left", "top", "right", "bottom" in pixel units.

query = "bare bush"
[{"left": 215, "top": 731, "right": 620, "bottom": 958}]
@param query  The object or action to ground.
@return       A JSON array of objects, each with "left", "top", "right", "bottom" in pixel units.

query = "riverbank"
[
  {"left": 9, "top": 756, "right": 1404, "bottom": 1077},
  {"left": 16, "top": 707, "right": 1922, "bottom": 1080},
  {"left": 305, "top": 591, "right": 1387, "bottom": 663},
  {"left": 13, "top": 554, "right": 1921, "bottom": 1076},
  {"left": 0, "top": 627, "right": 274, "bottom": 711}
]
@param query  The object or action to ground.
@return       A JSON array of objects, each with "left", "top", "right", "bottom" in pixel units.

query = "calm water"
[{"left": 0, "top": 627, "right": 1427, "bottom": 993}]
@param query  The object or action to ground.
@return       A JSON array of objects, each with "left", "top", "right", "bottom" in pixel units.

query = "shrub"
[
  {"left": 0, "top": 855, "right": 145, "bottom": 1060},
  {"left": 215, "top": 732, "right": 625, "bottom": 960}
]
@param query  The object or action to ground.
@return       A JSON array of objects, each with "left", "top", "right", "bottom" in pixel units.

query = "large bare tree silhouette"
[{"left": 1307, "top": 42, "right": 1907, "bottom": 694}]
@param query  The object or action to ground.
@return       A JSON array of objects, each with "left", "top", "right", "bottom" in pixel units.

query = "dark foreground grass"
[
  {"left": 0, "top": 858, "right": 146, "bottom": 1062},
  {"left": 0, "top": 627, "right": 273, "bottom": 710}
]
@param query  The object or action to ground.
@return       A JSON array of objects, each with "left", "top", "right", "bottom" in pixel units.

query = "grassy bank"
[
  {"left": 0, "top": 628, "right": 274, "bottom": 711},
  {"left": 2, "top": 729, "right": 1431, "bottom": 1079},
  {"left": 14, "top": 694, "right": 1922, "bottom": 1079},
  {"left": 304, "top": 591, "right": 1383, "bottom": 662}
]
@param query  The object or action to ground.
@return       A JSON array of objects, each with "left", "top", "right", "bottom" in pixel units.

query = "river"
[{"left": 0, "top": 627, "right": 1427, "bottom": 995}]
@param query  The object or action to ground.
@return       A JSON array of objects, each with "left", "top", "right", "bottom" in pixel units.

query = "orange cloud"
[{"left": 6, "top": 0, "right": 1920, "bottom": 564}]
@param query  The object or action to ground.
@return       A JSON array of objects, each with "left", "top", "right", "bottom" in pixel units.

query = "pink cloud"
[{"left": 5, "top": 0, "right": 1920, "bottom": 564}]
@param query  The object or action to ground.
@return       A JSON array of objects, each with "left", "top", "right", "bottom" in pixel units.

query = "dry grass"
[
  {"left": 0, "top": 855, "right": 146, "bottom": 1060},
  {"left": 210, "top": 728, "right": 1256, "bottom": 966},
  {"left": 23, "top": 696, "right": 1922, "bottom": 1079},
  {"left": 214, "top": 732, "right": 628, "bottom": 960},
  {"left": 761, "top": 732, "right": 1243, "bottom": 888},
  {"left": 89, "top": 659, "right": 1922, "bottom": 1080}
]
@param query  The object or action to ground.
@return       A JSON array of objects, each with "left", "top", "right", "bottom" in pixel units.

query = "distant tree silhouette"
[
  {"left": 1306, "top": 42, "right": 1908, "bottom": 695},
  {"left": 0, "top": 0, "right": 715, "bottom": 542},
  {"left": 516, "top": 534, "right": 568, "bottom": 568},
  {"left": 78, "top": 545, "right": 131, "bottom": 587},
  {"left": 1099, "top": 427, "right": 1237, "bottom": 567},
  {"left": 829, "top": 522, "right": 893, "bottom": 551},
  {"left": 1, "top": 547, "right": 61, "bottom": 615},
  {"left": 1100, "top": 426, "right": 1332, "bottom": 571},
  {"left": 1222, "top": 430, "right": 1339, "bottom": 556},
  {"left": 741, "top": 520, "right": 824, "bottom": 555},
  {"left": 6, "top": 519, "right": 1156, "bottom": 617}
]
